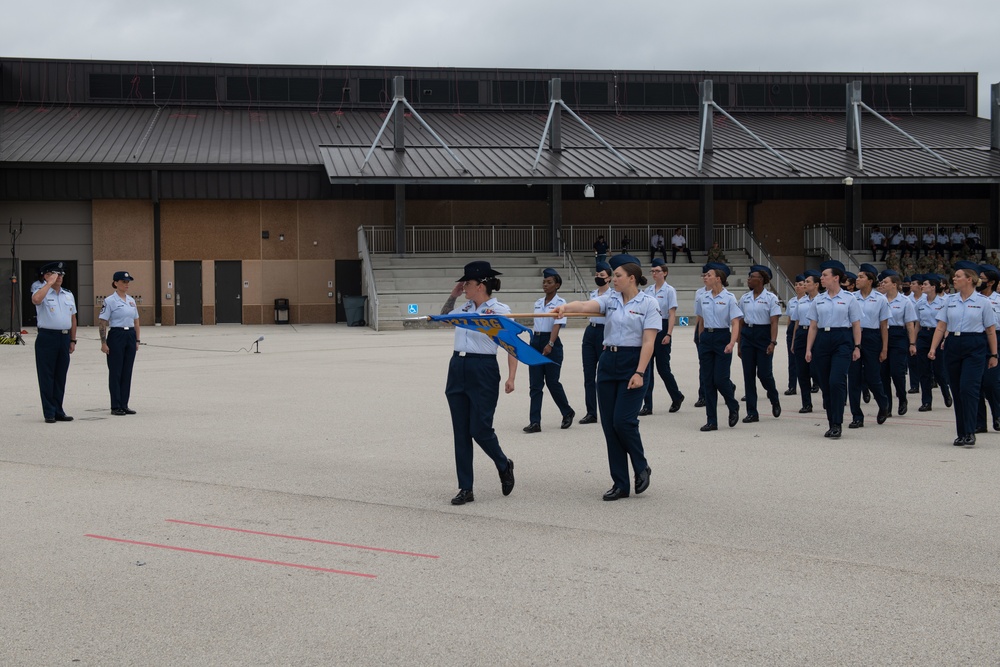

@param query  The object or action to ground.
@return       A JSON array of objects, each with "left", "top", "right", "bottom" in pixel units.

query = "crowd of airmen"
[{"left": 442, "top": 254, "right": 1000, "bottom": 505}]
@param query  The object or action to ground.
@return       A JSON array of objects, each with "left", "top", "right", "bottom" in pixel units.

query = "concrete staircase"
[{"left": 370, "top": 252, "right": 761, "bottom": 330}]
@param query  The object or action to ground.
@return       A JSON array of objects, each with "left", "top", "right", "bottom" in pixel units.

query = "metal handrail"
[
  {"left": 740, "top": 227, "right": 795, "bottom": 305},
  {"left": 556, "top": 229, "right": 587, "bottom": 298},
  {"left": 803, "top": 225, "right": 862, "bottom": 273},
  {"left": 357, "top": 225, "right": 380, "bottom": 331}
]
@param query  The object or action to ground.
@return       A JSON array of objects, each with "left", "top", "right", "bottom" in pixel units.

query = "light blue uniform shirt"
[
  {"left": 450, "top": 297, "right": 511, "bottom": 354},
  {"left": 806, "top": 290, "right": 861, "bottom": 328},
  {"left": 738, "top": 289, "right": 781, "bottom": 325},
  {"left": 645, "top": 282, "right": 678, "bottom": 319},
  {"left": 886, "top": 294, "right": 918, "bottom": 327},
  {"left": 595, "top": 290, "right": 661, "bottom": 346},
  {"left": 915, "top": 294, "right": 947, "bottom": 329},
  {"left": 587, "top": 287, "right": 610, "bottom": 325},
  {"left": 937, "top": 292, "right": 998, "bottom": 333},
  {"left": 855, "top": 290, "right": 889, "bottom": 329},
  {"left": 33, "top": 285, "right": 76, "bottom": 330},
  {"left": 532, "top": 294, "right": 567, "bottom": 333},
  {"left": 786, "top": 296, "right": 799, "bottom": 325},
  {"left": 695, "top": 288, "right": 742, "bottom": 330},
  {"left": 985, "top": 291, "right": 1000, "bottom": 318},
  {"left": 99, "top": 292, "right": 139, "bottom": 327},
  {"left": 794, "top": 295, "right": 816, "bottom": 327}
]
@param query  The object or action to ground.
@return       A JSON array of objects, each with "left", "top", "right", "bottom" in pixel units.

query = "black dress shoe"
[
  {"left": 561, "top": 410, "right": 575, "bottom": 429},
  {"left": 669, "top": 396, "right": 684, "bottom": 413},
  {"left": 908, "top": 387, "right": 920, "bottom": 394},
  {"left": 45, "top": 417, "right": 56, "bottom": 424},
  {"left": 898, "top": 400, "right": 908, "bottom": 416},
  {"left": 943, "top": 393, "right": 953, "bottom": 408},
  {"left": 742, "top": 414, "right": 759, "bottom": 423},
  {"left": 700, "top": 423, "right": 718, "bottom": 432},
  {"left": 877, "top": 409, "right": 889, "bottom": 425},
  {"left": 824, "top": 425, "right": 842, "bottom": 438},
  {"left": 784, "top": 388, "right": 797, "bottom": 396},
  {"left": 953, "top": 436, "right": 966, "bottom": 446},
  {"left": 918, "top": 404, "right": 932, "bottom": 412},
  {"left": 634, "top": 466, "right": 651, "bottom": 494},
  {"left": 123, "top": 408, "right": 136, "bottom": 415},
  {"left": 771, "top": 403, "right": 781, "bottom": 418},
  {"left": 964, "top": 434, "right": 977, "bottom": 447},
  {"left": 694, "top": 398, "right": 706, "bottom": 408},
  {"left": 111, "top": 408, "right": 128, "bottom": 416},
  {"left": 728, "top": 409, "right": 739, "bottom": 427},
  {"left": 602, "top": 487, "right": 629, "bottom": 501},
  {"left": 578, "top": 414, "right": 598, "bottom": 425},
  {"left": 638, "top": 407, "right": 653, "bottom": 416},
  {"left": 54, "top": 414, "right": 74, "bottom": 421},
  {"left": 811, "top": 385, "right": 820, "bottom": 394},
  {"left": 798, "top": 406, "right": 813, "bottom": 414},
  {"left": 993, "top": 417, "right": 1000, "bottom": 432},
  {"left": 976, "top": 426, "right": 988, "bottom": 434},
  {"left": 862, "top": 388, "right": 871, "bottom": 403},
  {"left": 848, "top": 420, "right": 864, "bottom": 429},
  {"left": 451, "top": 489, "right": 475, "bottom": 505},
  {"left": 523, "top": 423, "right": 541, "bottom": 433},
  {"left": 499, "top": 459, "right": 515, "bottom": 496}
]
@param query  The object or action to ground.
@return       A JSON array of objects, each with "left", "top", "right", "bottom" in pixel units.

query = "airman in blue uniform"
[
  {"left": 847, "top": 264, "right": 891, "bottom": 428},
  {"left": 914, "top": 273, "right": 953, "bottom": 411},
  {"left": 784, "top": 275, "right": 806, "bottom": 396},
  {"left": 99, "top": 271, "right": 141, "bottom": 415},
  {"left": 524, "top": 268, "right": 575, "bottom": 433},
  {"left": 579, "top": 262, "right": 612, "bottom": 425},
  {"left": 791, "top": 270, "right": 821, "bottom": 412},
  {"left": 976, "top": 263, "right": 1000, "bottom": 433},
  {"left": 440, "top": 261, "right": 516, "bottom": 505},
  {"left": 928, "top": 263, "right": 999, "bottom": 447},
  {"left": 31, "top": 261, "right": 77, "bottom": 423},
  {"left": 879, "top": 270, "right": 918, "bottom": 415},
  {"left": 640, "top": 258, "right": 683, "bottom": 415},
  {"left": 737, "top": 265, "right": 782, "bottom": 422},
  {"left": 696, "top": 262, "right": 742, "bottom": 431}
]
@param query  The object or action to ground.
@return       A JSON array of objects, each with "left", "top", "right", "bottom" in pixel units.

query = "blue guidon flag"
[{"left": 430, "top": 314, "right": 555, "bottom": 366}]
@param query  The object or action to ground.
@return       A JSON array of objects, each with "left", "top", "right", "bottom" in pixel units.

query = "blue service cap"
[
  {"left": 749, "top": 264, "right": 772, "bottom": 280},
  {"left": 819, "top": 259, "right": 846, "bottom": 273},
  {"left": 40, "top": 261, "right": 66, "bottom": 275},
  {"left": 610, "top": 254, "right": 641, "bottom": 270},
  {"left": 542, "top": 267, "right": 561, "bottom": 280},
  {"left": 954, "top": 260, "right": 981, "bottom": 271},
  {"left": 457, "top": 261, "right": 501, "bottom": 282},
  {"left": 650, "top": 258, "right": 667, "bottom": 269},
  {"left": 879, "top": 269, "right": 899, "bottom": 281},
  {"left": 908, "top": 274, "right": 922, "bottom": 283},
  {"left": 803, "top": 269, "right": 821, "bottom": 280},
  {"left": 113, "top": 271, "right": 134, "bottom": 282},
  {"left": 702, "top": 262, "right": 731, "bottom": 278},
  {"left": 794, "top": 274, "right": 806, "bottom": 282},
  {"left": 980, "top": 264, "right": 1000, "bottom": 276},
  {"left": 923, "top": 273, "right": 942, "bottom": 284},
  {"left": 595, "top": 261, "right": 612, "bottom": 274},
  {"left": 858, "top": 263, "right": 879, "bottom": 275},
  {"left": 844, "top": 272, "right": 857, "bottom": 281}
]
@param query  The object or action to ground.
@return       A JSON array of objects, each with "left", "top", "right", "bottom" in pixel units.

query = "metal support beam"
[
  {"left": 152, "top": 169, "right": 161, "bottom": 325},
  {"left": 550, "top": 184, "right": 562, "bottom": 252},
  {"left": 394, "top": 184, "right": 406, "bottom": 258},
  {"left": 549, "top": 79, "right": 562, "bottom": 153},
  {"left": 393, "top": 76, "right": 405, "bottom": 153},
  {"left": 703, "top": 100, "right": 800, "bottom": 174},
  {"left": 700, "top": 185, "right": 714, "bottom": 250},
  {"left": 858, "top": 100, "right": 960, "bottom": 173},
  {"left": 846, "top": 182, "right": 862, "bottom": 249},
  {"left": 697, "top": 80, "right": 714, "bottom": 172},
  {"left": 992, "top": 83, "right": 999, "bottom": 151},
  {"left": 990, "top": 184, "right": 999, "bottom": 248},
  {"left": 846, "top": 81, "right": 862, "bottom": 151}
]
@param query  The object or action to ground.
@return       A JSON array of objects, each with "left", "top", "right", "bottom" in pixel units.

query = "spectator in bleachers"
[
  {"left": 707, "top": 240, "right": 727, "bottom": 264},
  {"left": 619, "top": 235, "right": 631, "bottom": 254},
  {"left": 950, "top": 227, "right": 966, "bottom": 257},
  {"left": 937, "top": 228, "right": 952, "bottom": 258},
  {"left": 671, "top": 228, "right": 693, "bottom": 263},
  {"left": 888, "top": 226, "right": 905, "bottom": 254},
  {"left": 904, "top": 228, "right": 919, "bottom": 253},
  {"left": 901, "top": 250, "right": 917, "bottom": 278},
  {"left": 870, "top": 226, "right": 887, "bottom": 261},
  {"left": 988, "top": 250, "right": 1000, "bottom": 267},
  {"left": 885, "top": 249, "right": 901, "bottom": 272},
  {"left": 965, "top": 226, "right": 986, "bottom": 260},
  {"left": 593, "top": 235, "right": 609, "bottom": 268},
  {"left": 917, "top": 252, "right": 935, "bottom": 274},
  {"left": 921, "top": 227, "right": 938, "bottom": 258},
  {"left": 649, "top": 229, "right": 667, "bottom": 263}
]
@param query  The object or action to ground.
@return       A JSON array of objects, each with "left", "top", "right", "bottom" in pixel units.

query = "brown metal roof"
[{"left": 3, "top": 104, "right": 998, "bottom": 183}]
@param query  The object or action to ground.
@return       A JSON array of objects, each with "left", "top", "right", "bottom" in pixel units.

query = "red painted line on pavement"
[
  {"left": 84, "top": 534, "right": 376, "bottom": 578},
  {"left": 165, "top": 519, "right": 439, "bottom": 559}
]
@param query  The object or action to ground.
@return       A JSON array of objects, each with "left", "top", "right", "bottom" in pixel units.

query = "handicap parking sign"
[
  {"left": 678, "top": 316, "right": 689, "bottom": 326},
  {"left": 408, "top": 304, "right": 418, "bottom": 314}
]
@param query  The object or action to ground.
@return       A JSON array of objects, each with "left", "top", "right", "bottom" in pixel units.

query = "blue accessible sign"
[{"left": 408, "top": 304, "right": 419, "bottom": 314}]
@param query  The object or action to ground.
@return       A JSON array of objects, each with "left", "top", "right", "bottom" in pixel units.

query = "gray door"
[
  {"left": 215, "top": 261, "right": 242, "bottom": 324},
  {"left": 175, "top": 261, "right": 202, "bottom": 324}
]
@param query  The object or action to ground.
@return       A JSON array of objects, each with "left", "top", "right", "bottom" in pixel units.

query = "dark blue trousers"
[
  {"left": 785, "top": 323, "right": 797, "bottom": 392},
  {"left": 812, "top": 328, "right": 854, "bottom": 427},
  {"left": 528, "top": 333, "right": 572, "bottom": 424},
  {"left": 695, "top": 326, "right": 704, "bottom": 402},
  {"left": 581, "top": 324, "right": 604, "bottom": 417},
  {"left": 977, "top": 363, "right": 1000, "bottom": 431},
  {"left": 945, "top": 333, "right": 988, "bottom": 437},
  {"left": 445, "top": 353, "right": 509, "bottom": 491},
  {"left": 740, "top": 325, "right": 779, "bottom": 417},
  {"left": 643, "top": 321, "right": 682, "bottom": 410},
  {"left": 107, "top": 328, "right": 137, "bottom": 410},
  {"left": 793, "top": 326, "right": 813, "bottom": 409},
  {"left": 915, "top": 328, "right": 951, "bottom": 407},
  {"left": 881, "top": 327, "right": 910, "bottom": 403},
  {"left": 597, "top": 347, "right": 649, "bottom": 493},
  {"left": 35, "top": 328, "right": 71, "bottom": 419},
  {"left": 699, "top": 330, "right": 738, "bottom": 425},
  {"left": 848, "top": 328, "right": 890, "bottom": 421}
]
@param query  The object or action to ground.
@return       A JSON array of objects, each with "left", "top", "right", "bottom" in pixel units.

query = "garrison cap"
[
  {"left": 702, "top": 262, "right": 730, "bottom": 277},
  {"left": 803, "top": 270, "right": 821, "bottom": 280},
  {"left": 541, "top": 267, "right": 561, "bottom": 279},
  {"left": 794, "top": 274, "right": 806, "bottom": 282},
  {"left": 979, "top": 264, "right": 1000, "bottom": 276},
  {"left": 923, "top": 273, "right": 943, "bottom": 284},
  {"left": 879, "top": 269, "right": 899, "bottom": 281},
  {"left": 610, "top": 254, "right": 641, "bottom": 270},
  {"left": 953, "top": 260, "right": 981, "bottom": 271},
  {"left": 749, "top": 265, "right": 772, "bottom": 280},
  {"left": 650, "top": 258, "right": 667, "bottom": 269},
  {"left": 819, "top": 259, "right": 846, "bottom": 273},
  {"left": 858, "top": 263, "right": 879, "bottom": 275},
  {"left": 844, "top": 272, "right": 857, "bottom": 281},
  {"left": 595, "top": 261, "right": 612, "bottom": 274}
]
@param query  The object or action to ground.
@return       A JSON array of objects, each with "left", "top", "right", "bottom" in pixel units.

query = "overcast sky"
[{"left": 4, "top": 0, "right": 998, "bottom": 117}]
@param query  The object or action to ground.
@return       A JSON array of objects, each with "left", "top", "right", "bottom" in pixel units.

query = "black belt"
[
  {"left": 110, "top": 326, "right": 134, "bottom": 330},
  {"left": 949, "top": 331, "right": 983, "bottom": 337},
  {"left": 603, "top": 345, "right": 641, "bottom": 352},
  {"left": 453, "top": 351, "right": 494, "bottom": 358},
  {"left": 589, "top": 322, "right": 605, "bottom": 328},
  {"left": 799, "top": 325, "right": 809, "bottom": 330},
  {"left": 888, "top": 325, "right": 906, "bottom": 331},
  {"left": 703, "top": 328, "right": 729, "bottom": 333},
  {"left": 818, "top": 327, "right": 849, "bottom": 332},
  {"left": 38, "top": 328, "right": 70, "bottom": 334},
  {"left": 743, "top": 323, "right": 769, "bottom": 328},
  {"left": 920, "top": 326, "right": 935, "bottom": 332}
]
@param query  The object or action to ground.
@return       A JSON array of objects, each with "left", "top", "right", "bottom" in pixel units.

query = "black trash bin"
[
  {"left": 343, "top": 295, "right": 367, "bottom": 327},
  {"left": 274, "top": 298, "right": 290, "bottom": 324}
]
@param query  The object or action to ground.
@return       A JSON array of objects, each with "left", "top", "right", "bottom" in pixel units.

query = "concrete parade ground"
[{"left": 2, "top": 322, "right": 999, "bottom": 665}]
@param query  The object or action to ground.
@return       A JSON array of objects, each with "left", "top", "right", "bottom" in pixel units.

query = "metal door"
[
  {"left": 214, "top": 261, "right": 242, "bottom": 324},
  {"left": 174, "top": 261, "right": 203, "bottom": 324},
  {"left": 335, "top": 259, "right": 362, "bottom": 323}
]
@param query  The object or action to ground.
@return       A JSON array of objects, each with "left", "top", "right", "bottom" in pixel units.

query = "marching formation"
[{"left": 439, "top": 256, "right": 1000, "bottom": 505}]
